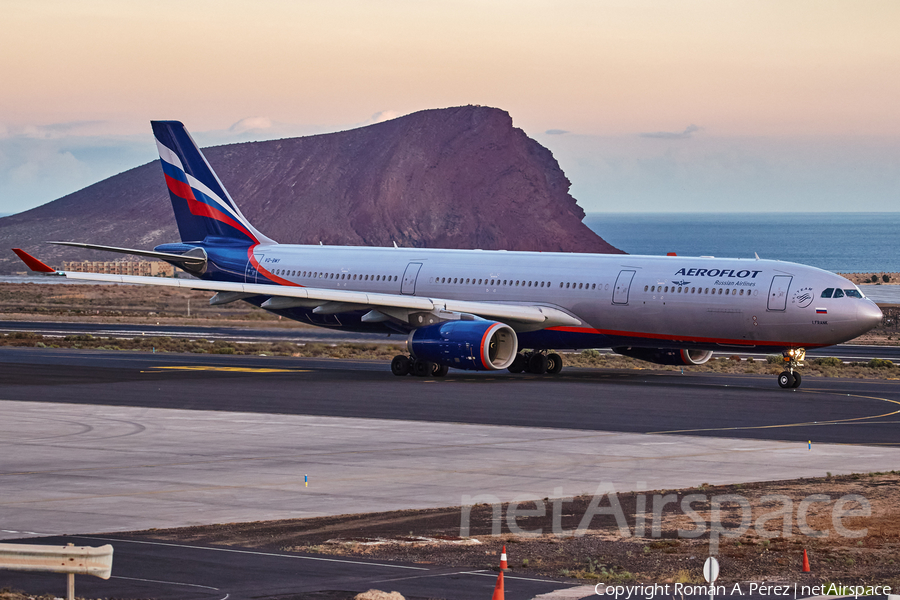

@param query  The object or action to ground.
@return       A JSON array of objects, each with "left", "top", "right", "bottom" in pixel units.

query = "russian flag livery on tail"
[
  {"left": 13, "top": 120, "right": 883, "bottom": 388},
  {"left": 152, "top": 121, "right": 273, "bottom": 246}
]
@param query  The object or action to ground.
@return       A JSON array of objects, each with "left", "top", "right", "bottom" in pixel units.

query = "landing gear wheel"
[
  {"left": 528, "top": 352, "right": 549, "bottom": 375},
  {"left": 778, "top": 348, "right": 806, "bottom": 389},
  {"left": 508, "top": 353, "right": 527, "bottom": 373},
  {"left": 391, "top": 355, "right": 411, "bottom": 376},
  {"left": 413, "top": 359, "right": 435, "bottom": 377},
  {"left": 546, "top": 353, "right": 563, "bottom": 375},
  {"left": 432, "top": 363, "right": 449, "bottom": 377},
  {"left": 777, "top": 371, "right": 795, "bottom": 389}
]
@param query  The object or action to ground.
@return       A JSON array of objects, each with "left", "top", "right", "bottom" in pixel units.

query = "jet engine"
[
  {"left": 612, "top": 347, "right": 714, "bottom": 366},
  {"left": 408, "top": 320, "right": 518, "bottom": 371}
]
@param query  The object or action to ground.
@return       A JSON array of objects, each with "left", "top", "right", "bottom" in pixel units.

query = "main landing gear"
[
  {"left": 390, "top": 351, "right": 565, "bottom": 377},
  {"left": 777, "top": 348, "right": 805, "bottom": 389},
  {"left": 391, "top": 355, "right": 448, "bottom": 377},
  {"left": 507, "top": 351, "right": 564, "bottom": 376}
]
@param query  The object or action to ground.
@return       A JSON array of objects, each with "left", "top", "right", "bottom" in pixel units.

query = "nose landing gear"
[
  {"left": 777, "top": 348, "right": 805, "bottom": 388},
  {"left": 507, "top": 351, "right": 564, "bottom": 375}
]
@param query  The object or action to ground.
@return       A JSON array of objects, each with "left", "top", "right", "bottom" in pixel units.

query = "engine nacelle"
[
  {"left": 408, "top": 320, "right": 518, "bottom": 371},
  {"left": 612, "top": 347, "right": 714, "bottom": 366}
]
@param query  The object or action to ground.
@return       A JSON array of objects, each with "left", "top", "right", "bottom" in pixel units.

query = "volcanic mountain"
[{"left": 0, "top": 106, "right": 622, "bottom": 273}]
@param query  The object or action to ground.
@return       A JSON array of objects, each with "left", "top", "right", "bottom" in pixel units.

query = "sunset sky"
[{"left": 2, "top": 0, "right": 898, "bottom": 214}]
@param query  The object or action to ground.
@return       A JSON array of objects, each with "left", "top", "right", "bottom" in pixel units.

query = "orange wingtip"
[{"left": 12, "top": 248, "right": 57, "bottom": 273}]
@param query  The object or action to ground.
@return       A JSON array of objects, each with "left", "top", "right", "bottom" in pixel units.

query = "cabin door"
[
  {"left": 613, "top": 270, "right": 636, "bottom": 305},
  {"left": 246, "top": 255, "right": 263, "bottom": 283},
  {"left": 767, "top": 275, "right": 792, "bottom": 311}
]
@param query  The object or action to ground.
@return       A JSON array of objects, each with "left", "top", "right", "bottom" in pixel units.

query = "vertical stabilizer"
[{"left": 151, "top": 121, "right": 275, "bottom": 245}]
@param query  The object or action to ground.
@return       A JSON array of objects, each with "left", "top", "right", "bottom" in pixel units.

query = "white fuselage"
[{"left": 244, "top": 245, "right": 882, "bottom": 351}]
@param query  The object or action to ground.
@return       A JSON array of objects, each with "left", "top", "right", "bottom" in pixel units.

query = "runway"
[
  {"left": 1, "top": 319, "right": 899, "bottom": 362},
  {"left": 2, "top": 347, "right": 899, "bottom": 598},
  {"left": 1, "top": 347, "right": 898, "bottom": 444},
  {"left": 1, "top": 346, "right": 899, "bottom": 535},
  {"left": 0, "top": 535, "right": 572, "bottom": 600}
]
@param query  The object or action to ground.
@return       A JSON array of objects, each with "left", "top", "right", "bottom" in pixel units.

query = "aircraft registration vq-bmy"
[{"left": 14, "top": 121, "right": 883, "bottom": 388}]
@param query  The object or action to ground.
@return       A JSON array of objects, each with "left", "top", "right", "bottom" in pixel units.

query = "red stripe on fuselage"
[
  {"left": 545, "top": 326, "right": 826, "bottom": 349},
  {"left": 246, "top": 245, "right": 302, "bottom": 287}
]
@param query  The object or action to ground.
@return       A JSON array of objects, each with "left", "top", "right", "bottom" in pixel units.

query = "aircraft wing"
[{"left": 12, "top": 250, "right": 580, "bottom": 329}]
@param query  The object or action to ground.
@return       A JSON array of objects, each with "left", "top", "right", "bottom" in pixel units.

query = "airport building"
[{"left": 61, "top": 260, "right": 177, "bottom": 277}]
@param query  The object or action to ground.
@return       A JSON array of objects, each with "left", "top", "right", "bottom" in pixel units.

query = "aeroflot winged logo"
[
  {"left": 672, "top": 280, "right": 691, "bottom": 286},
  {"left": 675, "top": 268, "right": 763, "bottom": 278}
]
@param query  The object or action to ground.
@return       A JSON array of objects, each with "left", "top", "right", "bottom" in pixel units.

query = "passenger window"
[
  {"left": 644, "top": 285, "right": 649, "bottom": 292},
  {"left": 566, "top": 282, "right": 570, "bottom": 289},
  {"left": 833, "top": 289, "right": 845, "bottom": 298}
]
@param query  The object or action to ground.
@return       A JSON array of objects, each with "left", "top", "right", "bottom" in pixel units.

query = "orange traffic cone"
[
  {"left": 500, "top": 545, "right": 509, "bottom": 571},
  {"left": 802, "top": 549, "right": 810, "bottom": 572},
  {"left": 492, "top": 569, "right": 505, "bottom": 600}
]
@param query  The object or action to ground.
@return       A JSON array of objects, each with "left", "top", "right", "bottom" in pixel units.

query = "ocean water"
[{"left": 585, "top": 213, "right": 900, "bottom": 274}]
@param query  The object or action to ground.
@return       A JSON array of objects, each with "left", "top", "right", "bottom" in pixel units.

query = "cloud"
[
  {"left": 545, "top": 129, "right": 569, "bottom": 135},
  {"left": 1, "top": 120, "right": 111, "bottom": 140},
  {"left": 370, "top": 110, "right": 401, "bottom": 124},
  {"left": 228, "top": 117, "right": 273, "bottom": 134},
  {"left": 0, "top": 132, "right": 154, "bottom": 214},
  {"left": 639, "top": 124, "right": 701, "bottom": 139}
]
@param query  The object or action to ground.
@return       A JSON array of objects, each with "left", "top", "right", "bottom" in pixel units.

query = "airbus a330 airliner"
[{"left": 14, "top": 121, "right": 883, "bottom": 388}]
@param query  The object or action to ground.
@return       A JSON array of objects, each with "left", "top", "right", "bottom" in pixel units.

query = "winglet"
[{"left": 12, "top": 248, "right": 58, "bottom": 273}]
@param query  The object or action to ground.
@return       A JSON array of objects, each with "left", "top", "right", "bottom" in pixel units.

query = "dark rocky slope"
[{"left": 0, "top": 106, "right": 621, "bottom": 272}]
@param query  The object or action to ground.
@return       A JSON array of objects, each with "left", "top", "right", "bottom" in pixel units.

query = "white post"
[{"left": 67, "top": 543, "right": 74, "bottom": 600}]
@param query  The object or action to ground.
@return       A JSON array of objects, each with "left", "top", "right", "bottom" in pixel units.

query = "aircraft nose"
[{"left": 858, "top": 300, "right": 883, "bottom": 331}]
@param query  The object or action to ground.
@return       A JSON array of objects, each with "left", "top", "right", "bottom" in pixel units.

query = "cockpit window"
[
  {"left": 833, "top": 288, "right": 845, "bottom": 298},
  {"left": 844, "top": 289, "right": 863, "bottom": 298},
  {"left": 821, "top": 288, "right": 834, "bottom": 298}
]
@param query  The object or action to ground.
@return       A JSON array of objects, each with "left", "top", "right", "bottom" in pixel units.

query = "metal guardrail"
[{"left": 0, "top": 542, "right": 113, "bottom": 600}]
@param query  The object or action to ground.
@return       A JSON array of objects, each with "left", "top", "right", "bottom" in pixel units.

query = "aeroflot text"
[{"left": 674, "top": 268, "right": 762, "bottom": 278}]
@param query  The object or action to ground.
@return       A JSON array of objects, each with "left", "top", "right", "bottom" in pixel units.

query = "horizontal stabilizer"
[{"left": 48, "top": 242, "right": 207, "bottom": 266}]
